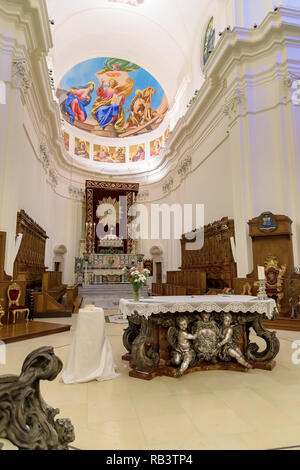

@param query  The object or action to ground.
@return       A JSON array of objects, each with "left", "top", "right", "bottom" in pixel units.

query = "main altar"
[
  {"left": 75, "top": 253, "right": 144, "bottom": 284},
  {"left": 119, "top": 295, "right": 280, "bottom": 380},
  {"left": 75, "top": 180, "right": 144, "bottom": 284}
]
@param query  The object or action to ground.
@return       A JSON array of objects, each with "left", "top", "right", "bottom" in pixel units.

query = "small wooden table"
[{"left": 119, "top": 295, "right": 279, "bottom": 380}]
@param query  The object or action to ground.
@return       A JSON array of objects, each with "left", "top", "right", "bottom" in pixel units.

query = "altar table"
[{"left": 119, "top": 295, "right": 279, "bottom": 380}]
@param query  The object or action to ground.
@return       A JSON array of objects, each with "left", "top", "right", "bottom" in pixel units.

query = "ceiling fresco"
[{"left": 57, "top": 57, "right": 168, "bottom": 139}]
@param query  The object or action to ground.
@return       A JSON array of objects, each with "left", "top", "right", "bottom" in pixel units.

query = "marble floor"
[{"left": 1, "top": 313, "right": 300, "bottom": 450}]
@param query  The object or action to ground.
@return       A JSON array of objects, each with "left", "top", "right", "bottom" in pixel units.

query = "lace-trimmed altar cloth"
[{"left": 119, "top": 295, "right": 277, "bottom": 320}]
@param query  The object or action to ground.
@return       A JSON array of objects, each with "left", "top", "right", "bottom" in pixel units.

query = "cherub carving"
[
  {"left": 167, "top": 316, "right": 196, "bottom": 377},
  {"left": 192, "top": 312, "right": 220, "bottom": 363},
  {"left": 217, "top": 313, "right": 252, "bottom": 369}
]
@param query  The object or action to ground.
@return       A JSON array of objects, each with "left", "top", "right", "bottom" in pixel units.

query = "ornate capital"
[
  {"left": 136, "top": 190, "right": 149, "bottom": 202},
  {"left": 163, "top": 177, "right": 174, "bottom": 194},
  {"left": 48, "top": 167, "right": 58, "bottom": 189},
  {"left": 39, "top": 143, "right": 50, "bottom": 170},
  {"left": 11, "top": 58, "right": 32, "bottom": 95},
  {"left": 223, "top": 90, "right": 246, "bottom": 120},
  {"left": 178, "top": 156, "right": 192, "bottom": 180},
  {"left": 69, "top": 185, "right": 84, "bottom": 200}
]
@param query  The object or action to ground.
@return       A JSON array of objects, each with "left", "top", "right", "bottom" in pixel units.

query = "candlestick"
[{"left": 257, "top": 280, "right": 268, "bottom": 300}]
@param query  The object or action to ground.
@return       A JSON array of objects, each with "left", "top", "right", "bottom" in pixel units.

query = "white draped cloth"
[
  {"left": 62, "top": 306, "right": 119, "bottom": 384},
  {"left": 119, "top": 295, "right": 277, "bottom": 320}
]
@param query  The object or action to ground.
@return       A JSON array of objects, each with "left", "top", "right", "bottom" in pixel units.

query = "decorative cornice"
[{"left": 186, "top": 90, "right": 200, "bottom": 109}]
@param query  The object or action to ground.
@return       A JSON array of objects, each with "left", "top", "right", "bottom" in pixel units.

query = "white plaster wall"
[{"left": 140, "top": 137, "right": 233, "bottom": 279}]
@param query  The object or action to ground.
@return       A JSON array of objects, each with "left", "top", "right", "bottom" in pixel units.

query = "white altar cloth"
[
  {"left": 119, "top": 295, "right": 277, "bottom": 320},
  {"left": 62, "top": 306, "right": 119, "bottom": 384}
]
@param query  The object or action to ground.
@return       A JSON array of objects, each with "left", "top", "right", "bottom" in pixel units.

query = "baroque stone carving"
[
  {"left": 223, "top": 90, "right": 245, "bottom": 120},
  {"left": 12, "top": 58, "right": 32, "bottom": 95},
  {"left": 131, "top": 317, "right": 160, "bottom": 371},
  {"left": 48, "top": 167, "right": 58, "bottom": 188},
  {"left": 40, "top": 143, "right": 50, "bottom": 170},
  {"left": 178, "top": 156, "right": 192, "bottom": 180},
  {"left": 0, "top": 346, "right": 75, "bottom": 450},
  {"left": 136, "top": 191, "right": 149, "bottom": 202},
  {"left": 123, "top": 315, "right": 141, "bottom": 353},
  {"left": 69, "top": 185, "right": 85, "bottom": 200},
  {"left": 246, "top": 314, "right": 280, "bottom": 362},
  {"left": 162, "top": 177, "right": 174, "bottom": 194},
  {"left": 165, "top": 311, "right": 276, "bottom": 374}
]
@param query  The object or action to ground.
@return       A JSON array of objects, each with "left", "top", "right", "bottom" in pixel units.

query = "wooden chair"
[{"left": 7, "top": 282, "right": 30, "bottom": 324}]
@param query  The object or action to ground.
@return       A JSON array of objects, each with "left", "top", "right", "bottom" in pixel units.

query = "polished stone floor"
[{"left": 1, "top": 312, "right": 300, "bottom": 450}]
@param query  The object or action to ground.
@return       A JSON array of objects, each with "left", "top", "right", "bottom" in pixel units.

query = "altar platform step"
[
  {"left": 0, "top": 321, "right": 71, "bottom": 344},
  {"left": 79, "top": 284, "right": 148, "bottom": 310},
  {"left": 263, "top": 316, "right": 300, "bottom": 332}
]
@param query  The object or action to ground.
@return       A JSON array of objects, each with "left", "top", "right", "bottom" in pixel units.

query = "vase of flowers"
[{"left": 123, "top": 266, "right": 150, "bottom": 301}]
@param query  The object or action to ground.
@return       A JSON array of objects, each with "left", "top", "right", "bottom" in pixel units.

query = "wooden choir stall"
[
  {"left": 0, "top": 210, "right": 76, "bottom": 343},
  {"left": 152, "top": 217, "right": 237, "bottom": 296}
]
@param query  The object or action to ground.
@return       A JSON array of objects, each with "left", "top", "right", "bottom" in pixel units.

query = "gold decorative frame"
[
  {"left": 241, "top": 282, "right": 252, "bottom": 296},
  {"left": 264, "top": 255, "right": 286, "bottom": 312},
  {"left": 0, "top": 298, "right": 5, "bottom": 327}
]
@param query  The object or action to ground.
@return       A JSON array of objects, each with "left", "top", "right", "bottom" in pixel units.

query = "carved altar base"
[{"left": 120, "top": 296, "right": 279, "bottom": 380}]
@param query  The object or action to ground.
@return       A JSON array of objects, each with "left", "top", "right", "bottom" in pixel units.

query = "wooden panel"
[
  {"left": 0, "top": 321, "right": 71, "bottom": 344},
  {"left": 13, "top": 210, "right": 48, "bottom": 286},
  {"left": 180, "top": 217, "right": 236, "bottom": 289}
]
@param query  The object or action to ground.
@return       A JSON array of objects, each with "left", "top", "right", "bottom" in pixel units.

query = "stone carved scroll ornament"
[
  {"left": 0, "top": 347, "right": 75, "bottom": 450},
  {"left": 131, "top": 316, "right": 160, "bottom": 371},
  {"left": 123, "top": 314, "right": 141, "bottom": 353},
  {"left": 245, "top": 314, "right": 280, "bottom": 363}
]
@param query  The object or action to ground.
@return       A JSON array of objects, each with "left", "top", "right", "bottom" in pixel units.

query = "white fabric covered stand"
[{"left": 62, "top": 306, "right": 119, "bottom": 384}]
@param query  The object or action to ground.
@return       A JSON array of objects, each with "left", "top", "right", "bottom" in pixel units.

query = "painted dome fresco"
[{"left": 57, "top": 57, "right": 169, "bottom": 140}]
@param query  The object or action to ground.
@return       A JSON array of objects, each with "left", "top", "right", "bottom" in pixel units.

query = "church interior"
[{"left": 1, "top": 0, "right": 300, "bottom": 451}]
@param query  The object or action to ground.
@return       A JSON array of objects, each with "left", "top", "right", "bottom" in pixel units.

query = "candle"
[{"left": 257, "top": 266, "right": 265, "bottom": 280}]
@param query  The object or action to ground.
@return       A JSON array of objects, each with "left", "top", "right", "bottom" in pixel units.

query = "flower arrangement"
[{"left": 123, "top": 266, "right": 150, "bottom": 301}]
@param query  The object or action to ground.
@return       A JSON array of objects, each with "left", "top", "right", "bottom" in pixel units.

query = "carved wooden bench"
[{"left": 0, "top": 346, "right": 75, "bottom": 450}]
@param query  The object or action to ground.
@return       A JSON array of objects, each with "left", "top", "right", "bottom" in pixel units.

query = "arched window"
[{"left": 203, "top": 17, "right": 215, "bottom": 66}]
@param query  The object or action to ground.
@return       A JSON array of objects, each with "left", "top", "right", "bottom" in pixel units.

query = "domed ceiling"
[
  {"left": 57, "top": 57, "right": 168, "bottom": 139},
  {"left": 46, "top": 0, "right": 216, "bottom": 172}
]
